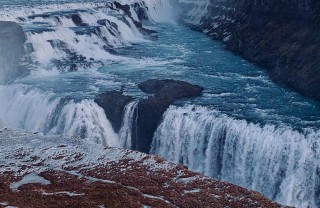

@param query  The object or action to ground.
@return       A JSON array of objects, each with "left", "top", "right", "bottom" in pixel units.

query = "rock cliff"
[
  {"left": 181, "top": 0, "right": 320, "bottom": 100},
  {"left": 95, "top": 79, "right": 203, "bottom": 153}
]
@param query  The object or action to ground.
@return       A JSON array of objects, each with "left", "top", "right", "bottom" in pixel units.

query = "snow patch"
[
  {"left": 183, "top": 189, "right": 201, "bottom": 194},
  {"left": 10, "top": 173, "right": 51, "bottom": 191},
  {"left": 42, "top": 191, "right": 84, "bottom": 196}
]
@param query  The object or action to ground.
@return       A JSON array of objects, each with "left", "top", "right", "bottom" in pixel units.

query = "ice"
[{"left": 10, "top": 173, "right": 51, "bottom": 191}]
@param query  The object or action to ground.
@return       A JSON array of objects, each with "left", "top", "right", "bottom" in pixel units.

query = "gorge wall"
[{"left": 180, "top": 0, "right": 320, "bottom": 100}]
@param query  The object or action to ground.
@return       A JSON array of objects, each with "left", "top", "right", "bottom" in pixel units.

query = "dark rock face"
[
  {"left": 132, "top": 2, "right": 149, "bottom": 22},
  {"left": 94, "top": 80, "right": 203, "bottom": 153},
  {"left": 138, "top": 79, "right": 204, "bottom": 98},
  {"left": 0, "top": 21, "right": 27, "bottom": 83},
  {"left": 71, "top": 14, "right": 88, "bottom": 26},
  {"left": 111, "top": 1, "right": 157, "bottom": 35},
  {"left": 95, "top": 91, "right": 133, "bottom": 133},
  {"left": 184, "top": 0, "right": 320, "bottom": 100},
  {"left": 132, "top": 79, "right": 204, "bottom": 153}
]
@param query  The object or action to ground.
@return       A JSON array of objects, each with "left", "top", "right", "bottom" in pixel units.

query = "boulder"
[
  {"left": 113, "top": 2, "right": 132, "bottom": 17},
  {"left": 138, "top": 79, "right": 204, "bottom": 98},
  {"left": 133, "top": 79, "right": 204, "bottom": 153},
  {"left": 71, "top": 14, "right": 88, "bottom": 26},
  {"left": 94, "top": 80, "right": 203, "bottom": 153},
  {"left": 112, "top": 2, "right": 157, "bottom": 35},
  {"left": 0, "top": 21, "right": 26, "bottom": 83},
  {"left": 95, "top": 91, "right": 133, "bottom": 133}
]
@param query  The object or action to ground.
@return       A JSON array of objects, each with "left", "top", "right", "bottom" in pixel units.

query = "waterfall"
[
  {"left": 0, "top": 85, "right": 119, "bottom": 147},
  {"left": 151, "top": 105, "right": 320, "bottom": 208},
  {"left": 0, "top": 0, "right": 162, "bottom": 146},
  {"left": 118, "top": 101, "right": 138, "bottom": 149}
]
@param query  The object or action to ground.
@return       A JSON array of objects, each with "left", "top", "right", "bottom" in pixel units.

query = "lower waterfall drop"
[
  {"left": 151, "top": 105, "right": 320, "bottom": 208},
  {"left": 118, "top": 101, "right": 138, "bottom": 149}
]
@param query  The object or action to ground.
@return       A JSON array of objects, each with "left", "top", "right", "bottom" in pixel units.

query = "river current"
[{"left": 0, "top": 1, "right": 319, "bottom": 207}]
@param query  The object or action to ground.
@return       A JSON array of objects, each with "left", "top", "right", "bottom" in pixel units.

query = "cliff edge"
[
  {"left": 0, "top": 127, "right": 286, "bottom": 208},
  {"left": 182, "top": 0, "right": 320, "bottom": 100}
]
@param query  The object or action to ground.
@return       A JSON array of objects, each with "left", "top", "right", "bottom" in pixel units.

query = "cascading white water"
[
  {"left": 0, "top": 1, "right": 319, "bottom": 207},
  {"left": 174, "top": 0, "right": 210, "bottom": 25},
  {"left": 22, "top": 3, "right": 150, "bottom": 72},
  {"left": 0, "top": 85, "right": 119, "bottom": 146},
  {"left": 0, "top": 0, "right": 156, "bottom": 145},
  {"left": 118, "top": 101, "right": 138, "bottom": 149},
  {"left": 143, "top": 0, "right": 177, "bottom": 23},
  {"left": 151, "top": 105, "right": 320, "bottom": 208}
]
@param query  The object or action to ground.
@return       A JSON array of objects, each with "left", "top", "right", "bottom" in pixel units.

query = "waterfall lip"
[
  {"left": 151, "top": 104, "right": 320, "bottom": 208},
  {"left": 15, "top": 1, "right": 158, "bottom": 73},
  {"left": 0, "top": 1, "right": 319, "bottom": 207},
  {"left": 118, "top": 100, "right": 139, "bottom": 149}
]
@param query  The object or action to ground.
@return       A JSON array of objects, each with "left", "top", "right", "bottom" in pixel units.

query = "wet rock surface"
[
  {"left": 0, "top": 21, "right": 27, "bottom": 83},
  {"left": 132, "top": 79, "right": 204, "bottom": 153},
  {"left": 94, "top": 80, "right": 203, "bottom": 153},
  {"left": 187, "top": 0, "right": 320, "bottom": 100},
  {"left": 0, "top": 127, "right": 287, "bottom": 208},
  {"left": 95, "top": 91, "right": 133, "bottom": 133},
  {"left": 138, "top": 79, "right": 204, "bottom": 98}
]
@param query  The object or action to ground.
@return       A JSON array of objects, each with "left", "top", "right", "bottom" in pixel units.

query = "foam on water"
[
  {"left": 0, "top": 1, "right": 319, "bottom": 207},
  {"left": 144, "top": 0, "right": 177, "bottom": 23},
  {"left": 5, "top": 0, "right": 160, "bottom": 75},
  {"left": 151, "top": 105, "right": 320, "bottom": 208},
  {"left": 0, "top": 84, "right": 119, "bottom": 146},
  {"left": 118, "top": 101, "right": 138, "bottom": 149}
]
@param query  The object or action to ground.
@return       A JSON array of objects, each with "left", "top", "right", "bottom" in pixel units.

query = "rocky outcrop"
[
  {"left": 95, "top": 80, "right": 203, "bottom": 153},
  {"left": 0, "top": 127, "right": 287, "bottom": 208},
  {"left": 133, "top": 79, "right": 204, "bottom": 153},
  {"left": 110, "top": 1, "right": 157, "bottom": 34},
  {"left": 71, "top": 14, "right": 88, "bottom": 26},
  {"left": 182, "top": 0, "right": 320, "bottom": 100},
  {"left": 95, "top": 91, "right": 132, "bottom": 133},
  {"left": 0, "top": 21, "right": 26, "bottom": 83}
]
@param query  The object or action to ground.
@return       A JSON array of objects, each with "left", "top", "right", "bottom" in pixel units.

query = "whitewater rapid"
[
  {"left": 151, "top": 105, "right": 320, "bottom": 208},
  {"left": 0, "top": 1, "right": 319, "bottom": 207}
]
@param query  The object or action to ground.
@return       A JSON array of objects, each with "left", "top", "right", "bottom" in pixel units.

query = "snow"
[
  {"left": 0, "top": 202, "right": 8, "bottom": 206},
  {"left": 176, "top": 176, "right": 198, "bottom": 183},
  {"left": 10, "top": 173, "right": 51, "bottom": 191},
  {"left": 42, "top": 191, "right": 84, "bottom": 196},
  {"left": 142, "top": 194, "right": 173, "bottom": 205},
  {"left": 183, "top": 189, "right": 201, "bottom": 194},
  {"left": 0, "top": 127, "right": 178, "bottom": 178}
]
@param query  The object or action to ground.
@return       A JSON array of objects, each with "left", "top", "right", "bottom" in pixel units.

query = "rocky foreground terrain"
[{"left": 0, "top": 127, "right": 287, "bottom": 208}]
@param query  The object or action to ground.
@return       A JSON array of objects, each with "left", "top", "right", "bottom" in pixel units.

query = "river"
[{"left": 0, "top": 1, "right": 319, "bottom": 207}]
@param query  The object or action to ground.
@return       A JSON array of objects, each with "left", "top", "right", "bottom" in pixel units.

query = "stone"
[
  {"left": 95, "top": 91, "right": 133, "bottom": 133},
  {"left": 71, "top": 14, "right": 88, "bottom": 26},
  {"left": 0, "top": 21, "right": 27, "bottom": 83},
  {"left": 132, "top": 79, "right": 204, "bottom": 153}
]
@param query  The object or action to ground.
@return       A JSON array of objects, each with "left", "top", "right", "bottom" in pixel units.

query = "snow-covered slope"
[{"left": 0, "top": 126, "right": 285, "bottom": 208}]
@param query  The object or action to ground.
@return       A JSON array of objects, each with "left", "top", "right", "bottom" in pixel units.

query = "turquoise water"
[
  {"left": 101, "top": 24, "right": 320, "bottom": 130},
  {"left": 0, "top": 1, "right": 319, "bottom": 207},
  {"left": 12, "top": 22, "right": 320, "bottom": 131}
]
